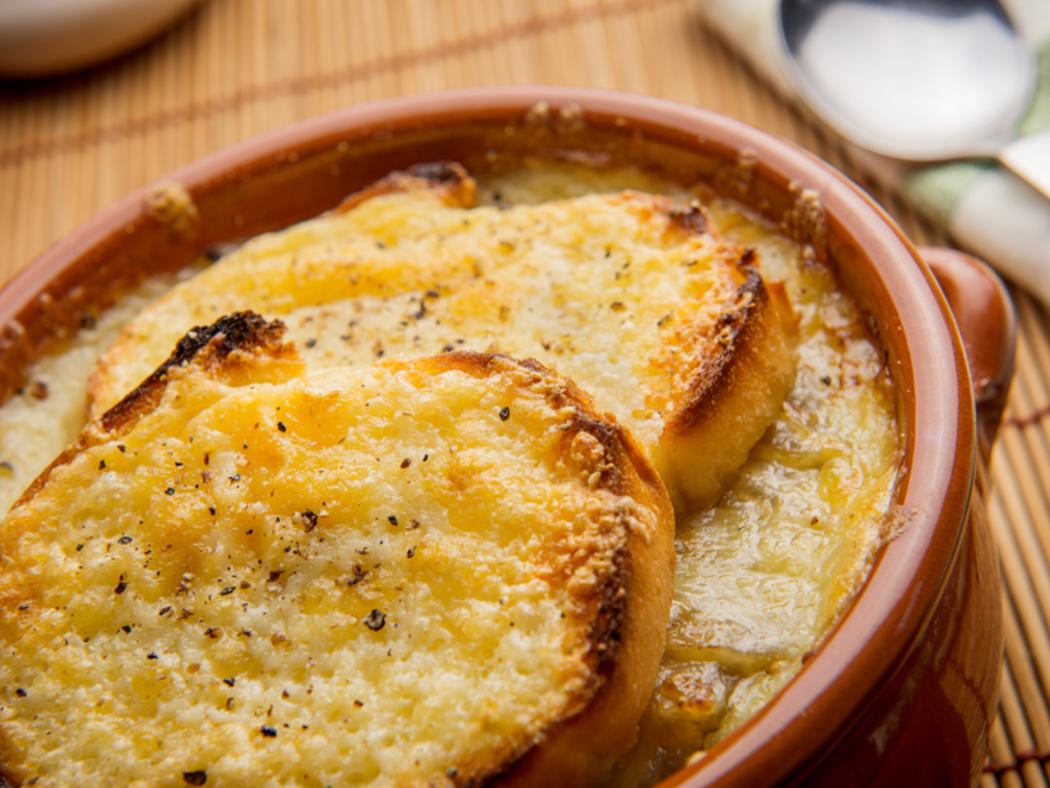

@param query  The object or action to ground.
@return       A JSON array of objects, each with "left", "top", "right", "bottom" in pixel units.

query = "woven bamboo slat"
[{"left": 1, "top": 1, "right": 1048, "bottom": 783}]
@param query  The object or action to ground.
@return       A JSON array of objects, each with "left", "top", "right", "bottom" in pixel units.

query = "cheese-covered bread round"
[
  {"left": 0, "top": 314, "right": 674, "bottom": 788},
  {"left": 88, "top": 162, "right": 797, "bottom": 512}
]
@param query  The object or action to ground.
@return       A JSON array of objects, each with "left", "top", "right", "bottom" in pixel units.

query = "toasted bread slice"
[
  {"left": 89, "top": 162, "right": 796, "bottom": 511},
  {"left": 0, "top": 314, "right": 674, "bottom": 788}
]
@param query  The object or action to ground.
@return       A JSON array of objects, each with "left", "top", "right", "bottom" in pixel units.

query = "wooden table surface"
[{"left": 2, "top": 2, "right": 1049, "bottom": 785}]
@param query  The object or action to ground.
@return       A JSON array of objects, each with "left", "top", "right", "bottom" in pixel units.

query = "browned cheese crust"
[{"left": 0, "top": 313, "right": 674, "bottom": 788}]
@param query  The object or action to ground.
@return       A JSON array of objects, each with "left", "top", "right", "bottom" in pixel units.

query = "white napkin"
[{"left": 697, "top": 0, "right": 1050, "bottom": 308}]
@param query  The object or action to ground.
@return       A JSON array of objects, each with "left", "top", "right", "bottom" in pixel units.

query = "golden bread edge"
[
  {"left": 658, "top": 250, "right": 799, "bottom": 512},
  {"left": 328, "top": 160, "right": 478, "bottom": 214}
]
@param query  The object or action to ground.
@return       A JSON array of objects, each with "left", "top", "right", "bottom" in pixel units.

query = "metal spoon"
[{"left": 779, "top": 0, "right": 1050, "bottom": 200}]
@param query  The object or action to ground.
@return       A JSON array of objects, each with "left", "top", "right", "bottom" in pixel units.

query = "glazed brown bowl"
[{"left": 0, "top": 87, "right": 1012, "bottom": 787}]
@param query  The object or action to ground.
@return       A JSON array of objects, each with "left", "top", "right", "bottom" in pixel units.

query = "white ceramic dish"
[{"left": 0, "top": 0, "right": 202, "bottom": 77}]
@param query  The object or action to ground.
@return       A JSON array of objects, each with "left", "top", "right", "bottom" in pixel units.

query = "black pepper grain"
[
  {"left": 364, "top": 609, "right": 386, "bottom": 631},
  {"left": 347, "top": 565, "right": 367, "bottom": 586},
  {"left": 301, "top": 510, "right": 318, "bottom": 532},
  {"left": 164, "top": 487, "right": 175, "bottom": 496},
  {"left": 182, "top": 770, "right": 207, "bottom": 785},
  {"left": 277, "top": 421, "right": 287, "bottom": 432},
  {"left": 118, "top": 535, "right": 133, "bottom": 545},
  {"left": 387, "top": 515, "right": 398, "bottom": 526},
  {"left": 261, "top": 725, "right": 277, "bottom": 738},
  {"left": 499, "top": 406, "right": 510, "bottom": 421},
  {"left": 114, "top": 579, "right": 127, "bottom": 595},
  {"left": 220, "top": 586, "right": 235, "bottom": 596}
]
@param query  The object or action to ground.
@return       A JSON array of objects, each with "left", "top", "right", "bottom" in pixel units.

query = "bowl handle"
[{"left": 920, "top": 246, "right": 1017, "bottom": 462}]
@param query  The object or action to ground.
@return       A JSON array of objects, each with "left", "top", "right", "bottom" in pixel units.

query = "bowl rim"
[{"left": 0, "top": 86, "right": 976, "bottom": 787}]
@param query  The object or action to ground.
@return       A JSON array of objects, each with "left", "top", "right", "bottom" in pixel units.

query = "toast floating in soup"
[{"left": 0, "top": 313, "right": 674, "bottom": 788}]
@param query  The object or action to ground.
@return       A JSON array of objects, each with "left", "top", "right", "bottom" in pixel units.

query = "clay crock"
[{"left": 0, "top": 87, "right": 1012, "bottom": 787}]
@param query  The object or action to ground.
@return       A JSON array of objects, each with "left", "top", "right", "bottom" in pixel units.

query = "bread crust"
[
  {"left": 328, "top": 160, "right": 477, "bottom": 214},
  {"left": 653, "top": 248, "right": 799, "bottom": 511},
  {"left": 0, "top": 315, "right": 673, "bottom": 787}
]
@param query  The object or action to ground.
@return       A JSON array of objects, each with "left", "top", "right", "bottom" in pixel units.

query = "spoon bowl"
[{"left": 779, "top": 0, "right": 1050, "bottom": 199}]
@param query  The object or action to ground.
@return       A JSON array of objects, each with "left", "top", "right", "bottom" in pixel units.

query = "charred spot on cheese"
[
  {"left": 99, "top": 311, "right": 292, "bottom": 436},
  {"left": 667, "top": 203, "right": 708, "bottom": 235},
  {"left": 0, "top": 334, "right": 673, "bottom": 787}
]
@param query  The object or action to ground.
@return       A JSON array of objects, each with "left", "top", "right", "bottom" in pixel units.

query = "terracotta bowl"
[{"left": 0, "top": 88, "right": 1012, "bottom": 787}]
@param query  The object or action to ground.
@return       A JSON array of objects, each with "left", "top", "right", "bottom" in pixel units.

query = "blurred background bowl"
[{"left": 0, "top": 0, "right": 202, "bottom": 77}]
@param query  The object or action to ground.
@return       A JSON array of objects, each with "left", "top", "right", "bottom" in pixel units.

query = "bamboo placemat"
[{"left": 1, "top": 1, "right": 1048, "bottom": 784}]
